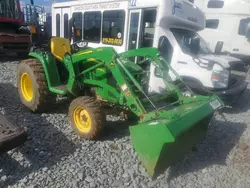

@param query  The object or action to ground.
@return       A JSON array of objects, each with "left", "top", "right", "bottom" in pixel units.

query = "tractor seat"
[{"left": 51, "top": 37, "right": 71, "bottom": 61}]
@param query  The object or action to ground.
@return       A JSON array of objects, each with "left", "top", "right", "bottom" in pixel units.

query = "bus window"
[
  {"left": 238, "top": 18, "right": 250, "bottom": 36},
  {"left": 207, "top": 0, "right": 224, "bottom": 8},
  {"left": 206, "top": 19, "right": 219, "bottom": 29},
  {"left": 102, "top": 10, "right": 125, "bottom": 46},
  {"left": 84, "top": 11, "right": 101, "bottom": 43},
  {"left": 141, "top": 9, "right": 157, "bottom": 48},
  {"left": 128, "top": 12, "right": 140, "bottom": 50},
  {"left": 56, "top": 14, "right": 60, "bottom": 37},
  {"left": 64, "top": 13, "right": 69, "bottom": 39},
  {"left": 72, "top": 12, "right": 83, "bottom": 41}
]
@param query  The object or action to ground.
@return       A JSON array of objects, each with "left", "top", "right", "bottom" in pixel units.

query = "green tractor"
[{"left": 16, "top": 37, "right": 223, "bottom": 177}]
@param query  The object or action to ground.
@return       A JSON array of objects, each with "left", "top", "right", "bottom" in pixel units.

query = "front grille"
[{"left": 229, "top": 61, "right": 247, "bottom": 72}]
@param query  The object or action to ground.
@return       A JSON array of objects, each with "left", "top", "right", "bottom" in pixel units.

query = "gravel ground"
[{"left": 0, "top": 59, "right": 250, "bottom": 188}]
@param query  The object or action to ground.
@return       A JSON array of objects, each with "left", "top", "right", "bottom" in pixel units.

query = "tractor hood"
[{"left": 197, "top": 54, "right": 244, "bottom": 70}]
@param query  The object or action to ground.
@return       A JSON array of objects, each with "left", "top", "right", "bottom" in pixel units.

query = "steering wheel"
[{"left": 71, "top": 39, "right": 89, "bottom": 51}]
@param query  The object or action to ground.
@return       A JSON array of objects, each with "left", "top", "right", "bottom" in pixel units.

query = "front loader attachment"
[
  {"left": 129, "top": 96, "right": 222, "bottom": 177},
  {"left": 22, "top": 44, "right": 223, "bottom": 177}
]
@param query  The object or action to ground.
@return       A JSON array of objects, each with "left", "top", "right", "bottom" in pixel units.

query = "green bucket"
[{"left": 129, "top": 98, "right": 220, "bottom": 177}]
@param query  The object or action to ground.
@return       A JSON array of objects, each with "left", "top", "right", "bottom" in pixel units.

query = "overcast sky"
[{"left": 20, "top": 0, "right": 68, "bottom": 12}]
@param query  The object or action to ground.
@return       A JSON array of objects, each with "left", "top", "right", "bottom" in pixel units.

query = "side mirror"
[
  {"left": 247, "top": 33, "right": 250, "bottom": 42},
  {"left": 154, "top": 67, "right": 163, "bottom": 78},
  {"left": 158, "top": 36, "right": 167, "bottom": 51},
  {"left": 158, "top": 36, "right": 173, "bottom": 62},
  {"left": 190, "top": 37, "right": 200, "bottom": 55},
  {"left": 246, "top": 24, "right": 250, "bottom": 41},
  {"left": 215, "top": 41, "right": 224, "bottom": 54}
]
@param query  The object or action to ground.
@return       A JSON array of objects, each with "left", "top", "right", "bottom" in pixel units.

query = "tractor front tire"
[
  {"left": 17, "top": 58, "right": 56, "bottom": 113},
  {"left": 68, "top": 96, "right": 105, "bottom": 140}
]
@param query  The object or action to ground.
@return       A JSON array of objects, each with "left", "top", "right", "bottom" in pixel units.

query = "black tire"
[
  {"left": 68, "top": 96, "right": 105, "bottom": 140},
  {"left": 17, "top": 58, "right": 56, "bottom": 112}
]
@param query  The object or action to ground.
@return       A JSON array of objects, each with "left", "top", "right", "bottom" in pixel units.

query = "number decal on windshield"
[{"left": 130, "top": 0, "right": 136, "bottom": 6}]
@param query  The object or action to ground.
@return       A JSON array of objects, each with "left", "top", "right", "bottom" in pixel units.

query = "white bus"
[
  {"left": 192, "top": 0, "right": 250, "bottom": 63},
  {"left": 51, "top": 0, "right": 247, "bottom": 99}
]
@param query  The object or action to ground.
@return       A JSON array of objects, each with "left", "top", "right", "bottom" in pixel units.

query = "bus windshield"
[
  {"left": 170, "top": 28, "right": 213, "bottom": 55},
  {"left": 0, "top": 0, "right": 19, "bottom": 19}
]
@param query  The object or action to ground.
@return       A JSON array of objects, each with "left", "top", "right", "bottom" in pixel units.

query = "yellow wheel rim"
[
  {"left": 20, "top": 72, "right": 33, "bottom": 102},
  {"left": 73, "top": 107, "right": 92, "bottom": 133}
]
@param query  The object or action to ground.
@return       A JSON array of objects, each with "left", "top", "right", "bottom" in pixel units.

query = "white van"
[
  {"left": 51, "top": 0, "right": 248, "bottom": 100},
  {"left": 192, "top": 0, "right": 250, "bottom": 64}
]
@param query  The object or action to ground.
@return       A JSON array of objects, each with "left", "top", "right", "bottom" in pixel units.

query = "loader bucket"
[
  {"left": 0, "top": 114, "right": 28, "bottom": 154},
  {"left": 129, "top": 97, "right": 220, "bottom": 178}
]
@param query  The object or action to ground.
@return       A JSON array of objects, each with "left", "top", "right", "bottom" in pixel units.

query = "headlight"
[{"left": 211, "top": 69, "right": 229, "bottom": 88}]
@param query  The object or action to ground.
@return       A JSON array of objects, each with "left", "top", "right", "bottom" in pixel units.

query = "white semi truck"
[
  {"left": 51, "top": 0, "right": 248, "bottom": 101},
  {"left": 192, "top": 0, "right": 250, "bottom": 64}
]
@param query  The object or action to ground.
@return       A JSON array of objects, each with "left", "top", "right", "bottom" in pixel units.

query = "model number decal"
[
  {"left": 210, "top": 99, "right": 221, "bottom": 110},
  {"left": 121, "top": 84, "right": 128, "bottom": 91}
]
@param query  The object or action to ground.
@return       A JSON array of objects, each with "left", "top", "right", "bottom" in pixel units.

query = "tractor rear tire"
[
  {"left": 17, "top": 58, "right": 56, "bottom": 113},
  {"left": 68, "top": 96, "right": 105, "bottom": 140}
]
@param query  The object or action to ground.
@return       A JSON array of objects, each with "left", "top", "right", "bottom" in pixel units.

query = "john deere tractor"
[{"left": 16, "top": 37, "right": 223, "bottom": 177}]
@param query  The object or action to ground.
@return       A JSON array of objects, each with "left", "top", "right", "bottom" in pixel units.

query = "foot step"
[{"left": 54, "top": 85, "right": 67, "bottom": 91}]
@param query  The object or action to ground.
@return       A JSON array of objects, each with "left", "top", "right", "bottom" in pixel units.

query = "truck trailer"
[
  {"left": 0, "top": 0, "right": 31, "bottom": 56},
  {"left": 192, "top": 0, "right": 250, "bottom": 65}
]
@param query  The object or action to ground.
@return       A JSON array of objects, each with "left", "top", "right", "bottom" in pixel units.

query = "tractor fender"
[{"left": 28, "top": 52, "right": 61, "bottom": 90}]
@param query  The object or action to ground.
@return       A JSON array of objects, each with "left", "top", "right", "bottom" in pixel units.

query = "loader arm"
[
  {"left": 69, "top": 47, "right": 148, "bottom": 117},
  {"left": 119, "top": 47, "right": 193, "bottom": 96},
  {"left": 65, "top": 47, "right": 193, "bottom": 117}
]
